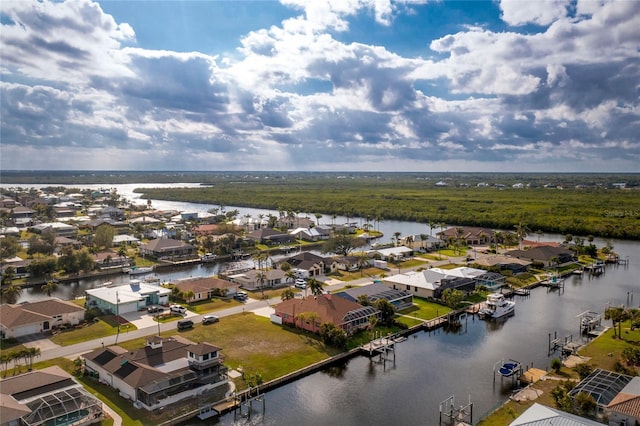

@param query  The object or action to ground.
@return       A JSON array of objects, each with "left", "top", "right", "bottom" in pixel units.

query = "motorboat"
[
  {"left": 123, "top": 266, "right": 154, "bottom": 275},
  {"left": 478, "top": 293, "right": 515, "bottom": 319},
  {"left": 200, "top": 253, "right": 217, "bottom": 262},
  {"left": 496, "top": 359, "right": 521, "bottom": 377}
]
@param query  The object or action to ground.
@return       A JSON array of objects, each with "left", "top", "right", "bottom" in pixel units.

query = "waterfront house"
[
  {"left": 92, "top": 250, "right": 130, "bottom": 271},
  {"left": 83, "top": 335, "right": 228, "bottom": 411},
  {"left": 568, "top": 368, "right": 633, "bottom": 412},
  {"left": 245, "top": 228, "right": 296, "bottom": 245},
  {"left": 505, "top": 245, "right": 576, "bottom": 267},
  {"left": 289, "top": 227, "right": 323, "bottom": 242},
  {"left": 171, "top": 276, "right": 239, "bottom": 301},
  {"left": 140, "top": 238, "right": 196, "bottom": 260},
  {"left": 606, "top": 376, "right": 640, "bottom": 426},
  {"left": 399, "top": 234, "right": 443, "bottom": 252},
  {"left": 192, "top": 224, "right": 220, "bottom": 236},
  {"left": 0, "top": 299, "right": 86, "bottom": 339},
  {"left": 0, "top": 366, "right": 104, "bottom": 426},
  {"left": 331, "top": 255, "right": 361, "bottom": 272},
  {"left": 274, "top": 294, "right": 379, "bottom": 335},
  {"left": 1, "top": 257, "right": 31, "bottom": 279},
  {"left": 509, "top": 403, "right": 602, "bottom": 425},
  {"left": 226, "top": 268, "right": 287, "bottom": 291},
  {"left": 334, "top": 282, "right": 413, "bottom": 311},
  {"left": 437, "top": 226, "right": 495, "bottom": 246},
  {"left": 85, "top": 280, "right": 171, "bottom": 315},
  {"left": 472, "top": 254, "right": 531, "bottom": 274},
  {"left": 382, "top": 267, "right": 491, "bottom": 299}
]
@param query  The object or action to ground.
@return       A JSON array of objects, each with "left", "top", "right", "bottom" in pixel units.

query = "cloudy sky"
[{"left": 1, "top": 0, "right": 638, "bottom": 172}]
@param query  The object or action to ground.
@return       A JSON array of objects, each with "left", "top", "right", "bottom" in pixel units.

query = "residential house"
[
  {"left": 331, "top": 255, "right": 362, "bottom": 272},
  {"left": 369, "top": 246, "right": 414, "bottom": 262},
  {"left": 85, "top": 280, "right": 171, "bottom": 315},
  {"left": 193, "top": 224, "right": 220, "bottom": 237},
  {"left": 277, "top": 216, "right": 314, "bottom": 230},
  {"left": 226, "top": 268, "right": 287, "bottom": 291},
  {"left": 112, "top": 234, "right": 140, "bottom": 246},
  {"left": 10, "top": 206, "right": 35, "bottom": 228},
  {"left": 0, "top": 366, "right": 104, "bottom": 426},
  {"left": 140, "top": 238, "right": 196, "bottom": 260},
  {"left": 0, "top": 226, "right": 21, "bottom": 237},
  {"left": 78, "top": 218, "right": 129, "bottom": 234},
  {"left": 93, "top": 250, "right": 129, "bottom": 271},
  {"left": 99, "top": 206, "right": 125, "bottom": 220},
  {"left": 383, "top": 268, "right": 473, "bottom": 299},
  {"left": 129, "top": 216, "right": 162, "bottom": 226},
  {"left": 335, "top": 282, "right": 413, "bottom": 311},
  {"left": 0, "top": 299, "right": 86, "bottom": 339},
  {"left": 568, "top": 369, "right": 633, "bottom": 412},
  {"left": 437, "top": 226, "right": 496, "bottom": 246},
  {"left": 606, "top": 376, "right": 640, "bottom": 426},
  {"left": 277, "top": 252, "right": 328, "bottom": 277},
  {"left": 245, "top": 228, "right": 295, "bottom": 246},
  {"left": 509, "top": 403, "right": 602, "bottom": 426},
  {"left": 172, "top": 276, "right": 239, "bottom": 301},
  {"left": 399, "top": 234, "right": 443, "bottom": 252},
  {"left": 1, "top": 258, "right": 31, "bottom": 279},
  {"left": 289, "top": 227, "right": 323, "bottom": 242},
  {"left": 473, "top": 254, "right": 532, "bottom": 274},
  {"left": 505, "top": 245, "right": 576, "bottom": 267},
  {"left": 83, "top": 335, "right": 228, "bottom": 411},
  {"left": 53, "top": 236, "right": 82, "bottom": 254},
  {"left": 29, "top": 222, "right": 78, "bottom": 238},
  {"left": 274, "top": 294, "right": 379, "bottom": 335}
]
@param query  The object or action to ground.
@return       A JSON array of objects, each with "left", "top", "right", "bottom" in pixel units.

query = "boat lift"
[{"left": 493, "top": 359, "right": 522, "bottom": 385}]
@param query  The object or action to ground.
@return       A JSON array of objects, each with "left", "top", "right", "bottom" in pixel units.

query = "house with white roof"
[
  {"left": 289, "top": 227, "right": 324, "bottom": 241},
  {"left": 369, "top": 246, "right": 414, "bottom": 261},
  {"left": 85, "top": 280, "right": 171, "bottom": 315}
]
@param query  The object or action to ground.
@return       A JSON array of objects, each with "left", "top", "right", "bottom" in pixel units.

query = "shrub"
[{"left": 550, "top": 357, "right": 562, "bottom": 373}]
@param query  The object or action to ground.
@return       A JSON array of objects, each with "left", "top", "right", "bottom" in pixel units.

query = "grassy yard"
[
  {"left": 183, "top": 296, "right": 242, "bottom": 313},
  {"left": 326, "top": 267, "right": 386, "bottom": 282},
  {"left": 395, "top": 297, "right": 452, "bottom": 327},
  {"left": 118, "top": 312, "right": 341, "bottom": 387},
  {"left": 50, "top": 315, "right": 137, "bottom": 346}
]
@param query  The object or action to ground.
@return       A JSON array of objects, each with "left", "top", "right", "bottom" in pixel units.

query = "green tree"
[
  {"left": 94, "top": 224, "right": 116, "bottom": 249},
  {"left": 307, "top": 278, "right": 324, "bottom": 296},
  {"left": 41, "top": 279, "right": 59, "bottom": 297},
  {"left": 57, "top": 246, "right": 80, "bottom": 273},
  {"left": 357, "top": 294, "right": 371, "bottom": 306},
  {"left": 0, "top": 236, "right": 20, "bottom": 259},
  {"left": 321, "top": 231, "right": 365, "bottom": 256},
  {"left": 605, "top": 306, "right": 627, "bottom": 338},
  {"left": 1, "top": 266, "right": 16, "bottom": 286},
  {"left": 441, "top": 288, "right": 465, "bottom": 308},
  {"left": 77, "top": 249, "right": 95, "bottom": 273},
  {"left": 374, "top": 298, "right": 396, "bottom": 326},
  {"left": 281, "top": 288, "right": 295, "bottom": 301},
  {"left": 1, "top": 284, "right": 22, "bottom": 304}
]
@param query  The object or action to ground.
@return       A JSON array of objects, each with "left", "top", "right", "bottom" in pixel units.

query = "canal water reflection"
[{"left": 196, "top": 253, "right": 637, "bottom": 426}]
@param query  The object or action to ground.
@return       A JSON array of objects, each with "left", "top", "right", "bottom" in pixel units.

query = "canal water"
[{"left": 5, "top": 183, "right": 639, "bottom": 424}]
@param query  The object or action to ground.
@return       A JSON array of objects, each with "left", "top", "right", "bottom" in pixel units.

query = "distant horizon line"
[{"left": 2, "top": 170, "right": 639, "bottom": 175}]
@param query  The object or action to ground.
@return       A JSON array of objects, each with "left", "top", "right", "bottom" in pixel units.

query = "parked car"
[
  {"left": 202, "top": 315, "right": 219, "bottom": 324},
  {"left": 170, "top": 304, "right": 187, "bottom": 314},
  {"left": 177, "top": 319, "right": 194, "bottom": 330},
  {"left": 234, "top": 291, "right": 248, "bottom": 301},
  {"left": 147, "top": 305, "right": 164, "bottom": 314},
  {"left": 294, "top": 279, "right": 307, "bottom": 289}
]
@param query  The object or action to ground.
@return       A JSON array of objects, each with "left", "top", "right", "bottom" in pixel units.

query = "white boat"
[
  {"left": 478, "top": 293, "right": 515, "bottom": 319},
  {"left": 200, "top": 253, "right": 217, "bottom": 262},
  {"left": 123, "top": 266, "right": 154, "bottom": 275}
]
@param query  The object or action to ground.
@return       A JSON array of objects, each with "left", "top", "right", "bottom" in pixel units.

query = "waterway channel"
[{"left": 5, "top": 183, "right": 639, "bottom": 424}]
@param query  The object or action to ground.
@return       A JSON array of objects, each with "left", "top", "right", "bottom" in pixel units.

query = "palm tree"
[
  {"left": 306, "top": 312, "right": 319, "bottom": 333},
  {"left": 257, "top": 272, "right": 267, "bottom": 299},
  {"left": 41, "top": 279, "right": 58, "bottom": 297},
  {"left": 1, "top": 284, "right": 22, "bottom": 304},
  {"left": 285, "top": 269, "right": 296, "bottom": 284},
  {"left": 514, "top": 222, "right": 531, "bottom": 250},
  {"left": 307, "top": 278, "right": 324, "bottom": 297},
  {"left": 605, "top": 306, "right": 627, "bottom": 338},
  {"left": 393, "top": 231, "right": 401, "bottom": 246},
  {"left": 281, "top": 288, "right": 295, "bottom": 301},
  {"left": 357, "top": 252, "right": 370, "bottom": 276},
  {"left": 25, "top": 347, "right": 40, "bottom": 371},
  {"left": 420, "top": 234, "right": 428, "bottom": 251},
  {"left": 1, "top": 266, "right": 16, "bottom": 286}
]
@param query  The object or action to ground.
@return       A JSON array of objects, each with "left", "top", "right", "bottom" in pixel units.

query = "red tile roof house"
[
  {"left": 0, "top": 299, "right": 85, "bottom": 339},
  {"left": 83, "top": 335, "right": 228, "bottom": 411},
  {"left": 140, "top": 238, "right": 196, "bottom": 260},
  {"left": 606, "top": 377, "right": 640, "bottom": 426},
  {"left": 274, "top": 294, "right": 379, "bottom": 335},
  {"left": 172, "top": 276, "right": 239, "bottom": 302}
]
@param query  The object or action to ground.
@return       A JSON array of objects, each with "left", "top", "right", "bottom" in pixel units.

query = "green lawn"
[
  {"left": 395, "top": 297, "right": 452, "bottom": 327},
  {"left": 50, "top": 316, "right": 137, "bottom": 346},
  {"left": 184, "top": 296, "right": 242, "bottom": 313}
]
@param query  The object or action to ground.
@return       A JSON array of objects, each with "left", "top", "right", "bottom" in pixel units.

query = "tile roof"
[
  {"left": 275, "top": 294, "right": 365, "bottom": 326},
  {"left": 174, "top": 276, "right": 236, "bottom": 293},
  {"left": 607, "top": 393, "right": 640, "bottom": 418}
]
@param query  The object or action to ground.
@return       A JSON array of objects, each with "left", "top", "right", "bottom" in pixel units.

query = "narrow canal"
[{"left": 193, "top": 244, "right": 638, "bottom": 425}]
